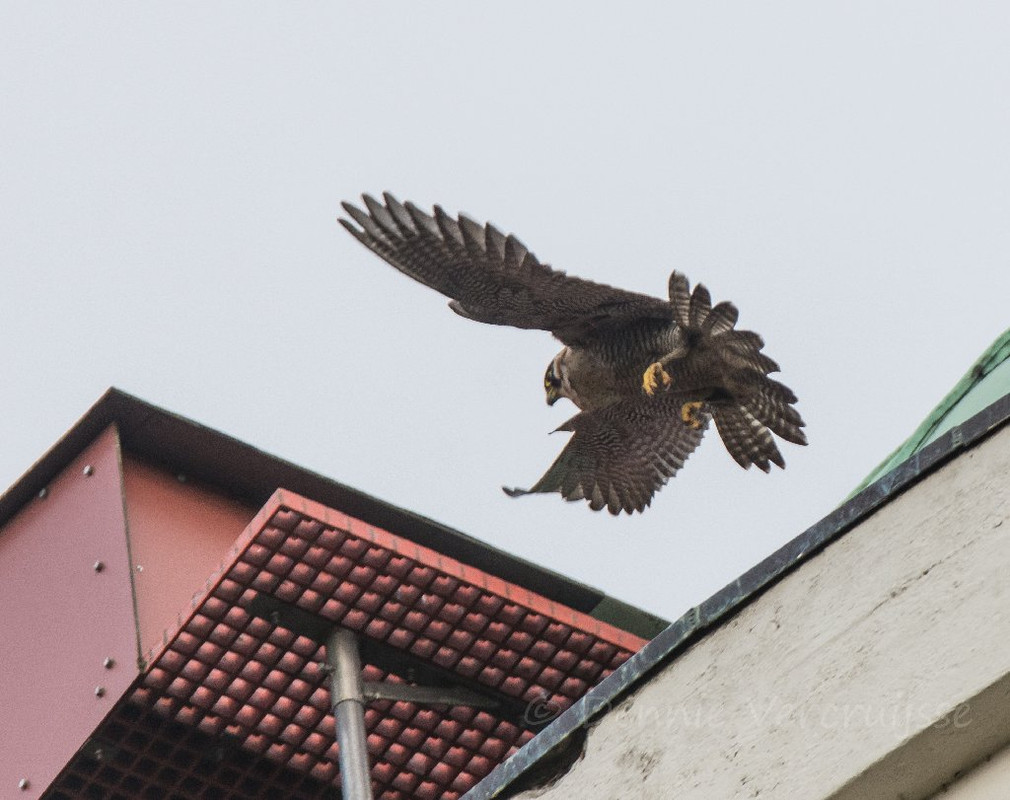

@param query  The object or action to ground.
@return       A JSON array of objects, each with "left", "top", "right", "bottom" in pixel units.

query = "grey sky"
[{"left": 2, "top": 4, "right": 1009, "bottom": 619}]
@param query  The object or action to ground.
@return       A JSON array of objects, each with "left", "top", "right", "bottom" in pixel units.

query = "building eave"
[{"left": 465, "top": 390, "right": 1010, "bottom": 799}]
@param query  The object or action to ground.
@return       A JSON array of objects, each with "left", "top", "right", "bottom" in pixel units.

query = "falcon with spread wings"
[{"left": 340, "top": 193, "right": 806, "bottom": 515}]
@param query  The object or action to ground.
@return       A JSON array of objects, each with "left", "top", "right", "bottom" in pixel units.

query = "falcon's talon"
[
  {"left": 642, "top": 362, "right": 672, "bottom": 396},
  {"left": 681, "top": 401, "right": 705, "bottom": 429}
]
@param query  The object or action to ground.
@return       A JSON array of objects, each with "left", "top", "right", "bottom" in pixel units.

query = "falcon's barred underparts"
[{"left": 340, "top": 193, "right": 806, "bottom": 515}]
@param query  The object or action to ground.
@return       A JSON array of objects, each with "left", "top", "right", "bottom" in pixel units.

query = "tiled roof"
[{"left": 45, "top": 490, "right": 643, "bottom": 799}]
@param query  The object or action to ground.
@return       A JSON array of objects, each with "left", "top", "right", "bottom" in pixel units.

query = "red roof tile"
[{"left": 47, "top": 489, "right": 645, "bottom": 798}]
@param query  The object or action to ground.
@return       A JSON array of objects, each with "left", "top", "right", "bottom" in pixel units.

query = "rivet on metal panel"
[
  {"left": 83, "top": 464, "right": 94, "bottom": 477},
  {"left": 103, "top": 657, "right": 115, "bottom": 669},
  {"left": 135, "top": 564, "right": 144, "bottom": 573},
  {"left": 93, "top": 560, "right": 105, "bottom": 573},
  {"left": 18, "top": 778, "right": 29, "bottom": 791},
  {"left": 37, "top": 487, "right": 47, "bottom": 499},
  {"left": 94, "top": 686, "right": 106, "bottom": 698}
]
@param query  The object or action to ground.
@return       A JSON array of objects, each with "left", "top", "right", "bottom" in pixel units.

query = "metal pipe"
[{"left": 327, "top": 628, "right": 374, "bottom": 800}]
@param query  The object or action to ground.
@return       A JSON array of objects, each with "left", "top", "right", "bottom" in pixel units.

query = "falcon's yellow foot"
[
  {"left": 681, "top": 401, "right": 706, "bottom": 429},
  {"left": 642, "top": 362, "right": 672, "bottom": 396}
]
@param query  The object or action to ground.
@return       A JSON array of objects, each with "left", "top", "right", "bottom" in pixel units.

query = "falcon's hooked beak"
[{"left": 546, "top": 384, "right": 561, "bottom": 406}]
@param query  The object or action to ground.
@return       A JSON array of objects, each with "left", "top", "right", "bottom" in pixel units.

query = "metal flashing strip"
[{"left": 465, "top": 392, "right": 1010, "bottom": 799}]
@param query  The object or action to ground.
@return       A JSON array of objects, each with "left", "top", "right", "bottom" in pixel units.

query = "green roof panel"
[{"left": 850, "top": 327, "right": 1010, "bottom": 498}]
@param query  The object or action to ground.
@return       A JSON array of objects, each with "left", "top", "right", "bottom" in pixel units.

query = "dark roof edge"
[
  {"left": 0, "top": 388, "right": 665, "bottom": 640},
  {"left": 465, "top": 392, "right": 1010, "bottom": 799}
]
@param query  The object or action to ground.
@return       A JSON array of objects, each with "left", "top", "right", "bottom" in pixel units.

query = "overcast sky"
[{"left": 3, "top": 4, "right": 1009, "bottom": 620}]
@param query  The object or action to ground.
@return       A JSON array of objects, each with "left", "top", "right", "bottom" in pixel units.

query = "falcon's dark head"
[{"left": 544, "top": 348, "right": 570, "bottom": 406}]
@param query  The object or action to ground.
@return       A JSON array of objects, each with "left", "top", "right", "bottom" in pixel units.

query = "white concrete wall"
[{"left": 513, "top": 425, "right": 1010, "bottom": 800}]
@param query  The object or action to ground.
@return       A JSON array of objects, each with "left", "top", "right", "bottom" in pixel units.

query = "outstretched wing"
[
  {"left": 340, "top": 193, "right": 673, "bottom": 346},
  {"left": 503, "top": 395, "right": 709, "bottom": 515}
]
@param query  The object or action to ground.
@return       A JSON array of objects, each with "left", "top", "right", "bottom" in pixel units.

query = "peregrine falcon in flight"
[{"left": 340, "top": 193, "right": 806, "bottom": 515}]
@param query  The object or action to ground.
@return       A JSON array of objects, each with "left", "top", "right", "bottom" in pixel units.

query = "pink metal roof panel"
[
  {"left": 120, "top": 455, "right": 256, "bottom": 657},
  {"left": 0, "top": 427, "right": 138, "bottom": 798},
  {"left": 45, "top": 489, "right": 644, "bottom": 798}
]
